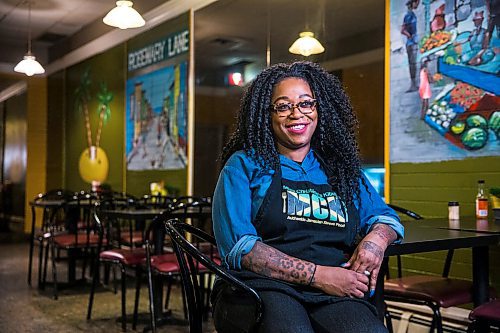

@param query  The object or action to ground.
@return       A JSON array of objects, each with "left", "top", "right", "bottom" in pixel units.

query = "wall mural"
[
  {"left": 389, "top": 0, "right": 499, "bottom": 163},
  {"left": 125, "top": 62, "right": 188, "bottom": 170},
  {"left": 74, "top": 68, "right": 112, "bottom": 188}
]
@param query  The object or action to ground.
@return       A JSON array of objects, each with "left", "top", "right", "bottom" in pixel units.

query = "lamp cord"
[
  {"left": 27, "top": 1, "right": 32, "bottom": 54},
  {"left": 266, "top": 0, "right": 270, "bottom": 67}
]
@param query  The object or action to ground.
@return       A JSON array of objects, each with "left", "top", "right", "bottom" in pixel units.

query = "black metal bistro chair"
[
  {"left": 28, "top": 189, "right": 74, "bottom": 287},
  {"left": 87, "top": 202, "right": 147, "bottom": 331},
  {"left": 384, "top": 204, "right": 495, "bottom": 333},
  {"left": 158, "top": 218, "right": 263, "bottom": 333},
  {"left": 467, "top": 299, "right": 500, "bottom": 333}
]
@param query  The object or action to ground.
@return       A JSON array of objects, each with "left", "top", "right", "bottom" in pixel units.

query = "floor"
[{"left": 0, "top": 228, "right": 215, "bottom": 333}]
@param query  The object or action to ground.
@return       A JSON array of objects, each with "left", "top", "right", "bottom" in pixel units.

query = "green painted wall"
[
  {"left": 65, "top": 45, "right": 126, "bottom": 193},
  {"left": 390, "top": 156, "right": 500, "bottom": 299}
]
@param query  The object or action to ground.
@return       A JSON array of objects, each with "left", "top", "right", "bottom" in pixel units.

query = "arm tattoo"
[
  {"left": 372, "top": 224, "right": 397, "bottom": 245},
  {"left": 361, "top": 240, "right": 384, "bottom": 258},
  {"left": 241, "top": 241, "right": 316, "bottom": 285}
]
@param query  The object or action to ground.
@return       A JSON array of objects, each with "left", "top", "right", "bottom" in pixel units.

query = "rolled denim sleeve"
[
  {"left": 212, "top": 157, "right": 261, "bottom": 270},
  {"left": 357, "top": 173, "right": 404, "bottom": 243}
]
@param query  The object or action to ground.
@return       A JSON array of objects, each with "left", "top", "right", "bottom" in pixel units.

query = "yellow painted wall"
[{"left": 25, "top": 77, "right": 47, "bottom": 231}]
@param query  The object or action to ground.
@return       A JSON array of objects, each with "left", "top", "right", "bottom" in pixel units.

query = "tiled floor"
[{"left": 0, "top": 233, "right": 215, "bottom": 333}]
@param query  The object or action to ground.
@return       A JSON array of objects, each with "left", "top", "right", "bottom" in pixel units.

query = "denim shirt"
[{"left": 212, "top": 150, "right": 404, "bottom": 270}]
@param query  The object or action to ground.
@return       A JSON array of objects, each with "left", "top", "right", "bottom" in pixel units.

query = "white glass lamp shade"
[
  {"left": 103, "top": 0, "right": 145, "bottom": 29},
  {"left": 14, "top": 54, "right": 45, "bottom": 76},
  {"left": 289, "top": 32, "right": 325, "bottom": 57}
]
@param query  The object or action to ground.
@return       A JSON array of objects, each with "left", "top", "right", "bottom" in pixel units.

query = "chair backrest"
[
  {"left": 388, "top": 204, "right": 423, "bottom": 220},
  {"left": 164, "top": 218, "right": 263, "bottom": 333},
  {"left": 169, "top": 200, "right": 212, "bottom": 236},
  {"left": 141, "top": 194, "right": 175, "bottom": 209},
  {"left": 62, "top": 191, "right": 99, "bottom": 246},
  {"left": 388, "top": 204, "right": 454, "bottom": 279},
  {"left": 92, "top": 201, "right": 135, "bottom": 251},
  {"left": 97, "top": 191, "right": 139, "bottom": 208},
  {"left": 33, "top": 189, "right": 74, "bottom": 235}
]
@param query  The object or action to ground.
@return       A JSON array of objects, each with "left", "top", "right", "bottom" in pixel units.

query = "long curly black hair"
[{"left": 221, "top": 61, "right": 365, "bottom": 205}]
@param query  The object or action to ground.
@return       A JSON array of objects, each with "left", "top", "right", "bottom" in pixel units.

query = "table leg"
[
  {"left": 68, "top": 248, "right": 77, "bottom": 283},
  {"left": 472, "top": 246, "right": 489, "bottom": 306},
  {"left": 28, "top": 205, "right": 37, "bottom": 285}
]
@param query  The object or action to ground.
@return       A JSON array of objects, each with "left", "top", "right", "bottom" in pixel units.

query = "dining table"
[
  {"left": 101, "top": 205, "right": 213, "bottom": 327},
  {"left": 373, "top": 216, "right": 500, "bottom": 321}
]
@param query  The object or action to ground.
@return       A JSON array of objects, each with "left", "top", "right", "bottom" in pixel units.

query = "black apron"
[
  {"left": 221, "top": 158, "right": 376, "bottom": 306},
  {"left": 211, "top": 157, "right": 379, "bottom": 332}
]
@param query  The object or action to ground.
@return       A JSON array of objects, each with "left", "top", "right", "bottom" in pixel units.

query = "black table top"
[
  {"left": 29, "top": 199, "right": 65, "bottom": 207},
  {"left": 401, "top": 216, "right": 500, "bottom": 234},
  {"left": 387, "top": 221, "right": 500, "bottom": 256},
  {"left": 101, "top": 208, "right": 166, "bottom": 219}
]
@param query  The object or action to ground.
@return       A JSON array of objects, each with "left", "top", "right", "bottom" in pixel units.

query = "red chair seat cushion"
[
  {"left": 385, "top": 275, "right": 474, "bottom": 308},
  {"left": 469, "top": 300, "right": 500, "bottom": 322},
  {"left": 100, "top": 248, "right": 146, "bottom": 266},
  {"left": 150, "top": 253, "right": 180, "bottom": 274},
  {"left": 120, "top": 231, "right": 144, "bottom": 246},
  {"left": 53, "top": 233, "right": 100, "bottom": 248}
]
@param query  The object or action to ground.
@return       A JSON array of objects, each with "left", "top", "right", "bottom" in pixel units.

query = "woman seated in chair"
[{"left": 212, "top": 61, "right": 404, "bottom": 333}]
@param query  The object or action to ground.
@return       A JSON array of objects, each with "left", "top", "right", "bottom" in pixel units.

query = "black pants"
[
  {"left": 406, "top": 43, "right": 418, "bottom": 82},
  {"left": 213, "top": 288, "right": 388, "bottom": 333}
]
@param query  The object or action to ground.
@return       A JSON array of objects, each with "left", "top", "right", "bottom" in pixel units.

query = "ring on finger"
[{"left": 363, "top": 270, "right": 371, "bottom": 276}]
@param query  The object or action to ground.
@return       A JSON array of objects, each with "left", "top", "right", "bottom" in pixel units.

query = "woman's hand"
[
  {"left": 342, "top": 224, "right": 397, "bottom": 295},
  {"left": 311, "top": 265, "right": 369, "bottom": 298}
]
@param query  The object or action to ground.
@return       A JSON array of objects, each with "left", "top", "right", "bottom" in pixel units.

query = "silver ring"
[{"left": 363, "top": 270, "right": 371, "bottom": 276}]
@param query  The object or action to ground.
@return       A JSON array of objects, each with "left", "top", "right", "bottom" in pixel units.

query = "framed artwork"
[{"left": 126, "top": 28, "right": 189, "bottom": 171}]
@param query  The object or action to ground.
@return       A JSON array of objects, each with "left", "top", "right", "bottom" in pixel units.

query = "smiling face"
[{"left": 270, "top": 77, "right": 318, "bottom": 162}]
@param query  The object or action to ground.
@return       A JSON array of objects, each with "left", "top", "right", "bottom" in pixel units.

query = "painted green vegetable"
[
  {"left": 488, "top": 111, "right": 499, "bottom": 136},
  {"left": 461, "top": 127, "right": 488, "bottom": 150},
  {"left": 466, "top": 114, "right": 488, "bottom": 128}
]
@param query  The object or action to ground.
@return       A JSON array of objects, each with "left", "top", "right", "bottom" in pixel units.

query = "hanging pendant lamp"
[
  {"left": 288, "top": 31, "right": 325, "bottom": 57},
  {"left": 14, "top": 1, "right": 45, "bottom": 76},
  {"left": 103, "top": 0, "right": 145, "bottom": 29}
]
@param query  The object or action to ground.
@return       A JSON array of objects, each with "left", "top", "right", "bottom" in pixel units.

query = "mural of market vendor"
[{"left": 390, "top": 0, "right": 499, "bottom": 163}]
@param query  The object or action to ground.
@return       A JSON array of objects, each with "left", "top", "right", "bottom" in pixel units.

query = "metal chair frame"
[
  {"left": 160, "top": 218, "right": 263, "bottom": 333},
  {"left": 384, "top": 204, "right": 486, "bottom": 333}
]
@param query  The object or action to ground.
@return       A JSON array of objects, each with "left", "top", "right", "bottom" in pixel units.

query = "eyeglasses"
[{"left": 270, "top": 99, "right": 317, "bottom": 116}]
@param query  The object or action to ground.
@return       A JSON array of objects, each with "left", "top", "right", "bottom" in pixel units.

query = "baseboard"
[{"left": 386, "top": 301, "right": 499, "bottom": 333}]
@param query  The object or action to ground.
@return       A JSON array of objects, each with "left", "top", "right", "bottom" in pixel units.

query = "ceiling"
[{"left": 0, "top": 0, "right": 384, "bottom": 87}]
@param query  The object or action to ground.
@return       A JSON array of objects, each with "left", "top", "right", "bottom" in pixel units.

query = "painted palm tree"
[
  {"left": 74, "top": 69, "right": 111, "bottom": 187},
  {"left": 95, "top": 82, "right": 113, "bottom": 148},
  {"left": 74, "top": 67, "right": 93, "bottom": 149}
]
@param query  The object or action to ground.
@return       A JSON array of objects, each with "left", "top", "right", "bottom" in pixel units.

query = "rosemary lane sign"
[{"left": 128, "top": 29, "right": 189, "bottom": 71}]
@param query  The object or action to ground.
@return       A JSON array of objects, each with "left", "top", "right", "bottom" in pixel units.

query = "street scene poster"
[
  {"left": 125, "top": 30, "right": 189, "bottom": 170},
  {"left": 389, "top": 0, "right": 499, "bottom": 163}
]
